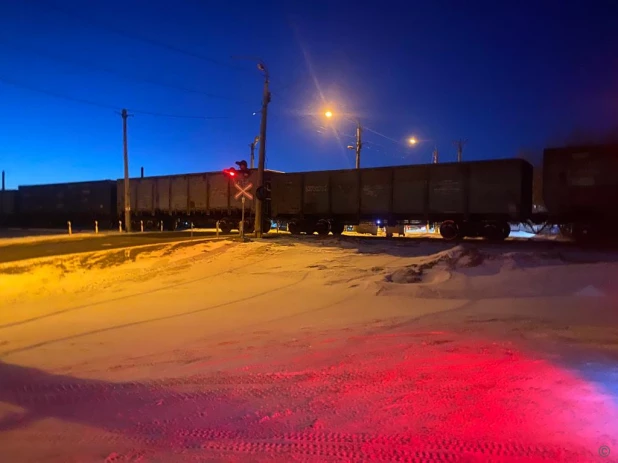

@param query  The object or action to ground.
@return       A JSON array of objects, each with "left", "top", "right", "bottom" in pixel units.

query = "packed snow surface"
[{"left": 0, "top": 236, "right": 617, "bottom": 462}]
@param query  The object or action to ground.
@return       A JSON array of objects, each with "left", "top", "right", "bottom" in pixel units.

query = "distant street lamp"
[{"left": 408, "top": 137, "right": 418, "bottom": 145}]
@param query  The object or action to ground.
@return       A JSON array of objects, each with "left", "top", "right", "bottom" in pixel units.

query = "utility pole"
[
  {"left": 121, "top": 109, "right": 133, "bottom": 232},
  {"left": 453, "top": 139, "right": 467, "bottom": 162},
  {"left": 355, "top": 121, "right": 363, "bottom": 169},
  {"left": 432, "top": 146, "right": 439, "bottom": 164},
  {"left": 254, "top": 61, "right": 271, "bottom": 238},
  {"left": 249, "top": 136, "right": 259, "bottom": 169}
]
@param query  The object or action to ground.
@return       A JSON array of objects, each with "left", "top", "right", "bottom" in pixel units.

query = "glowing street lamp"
[
  {"left": 323, "top": 109, "right": 362, "bottom": 169},
  {"left": 408, "top": 137, "right": 418, "bottom": 145}
]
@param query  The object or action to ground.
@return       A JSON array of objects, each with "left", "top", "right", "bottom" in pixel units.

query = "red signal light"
[{"left": 223, "top": 167, "right": 238, "bottom": 178}]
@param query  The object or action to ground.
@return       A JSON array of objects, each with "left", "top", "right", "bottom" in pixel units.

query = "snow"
[
  {"left": 0, "top": 236, "right": 617, "bottom": 462},
  {"left": 575, "top": 285, "right": 606, "bottom": 297},
  {"left": 0, "top": 230, "right": 118, "bottom": 247}
]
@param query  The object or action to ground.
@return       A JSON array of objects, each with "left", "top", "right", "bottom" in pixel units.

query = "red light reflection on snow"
[
  {"left": 228, "top": 330, "right": 618, "bottom": 461},
  {"left": 1, "top": 331, "right": 616, "bottom": 462}
]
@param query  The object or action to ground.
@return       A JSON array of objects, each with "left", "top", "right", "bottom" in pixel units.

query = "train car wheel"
[
  {"left": 288, "top": 221, "right": 302, "bottom": 235},
  {"left": 483, "top": 223, "right": 504, "bottom": 241},
  {"left": 439, "top": 220, "right": 460, "bottom": 241},
  {"left": 315, "top": 220, "right": 329, "bottom": 236},
  {"left": 330, "top": 222, "right": 344, "bottom": 236},
  {"left": 218, "top": 220, "right": 232, "bottom": 234},
  {"left": 501, "top": 221, "right": 511, "bottom": 240}
]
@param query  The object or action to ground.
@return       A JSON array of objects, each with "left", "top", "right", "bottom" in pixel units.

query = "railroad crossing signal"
[{"left": 234, "top": 181, "right": 254, "bottom": 201}]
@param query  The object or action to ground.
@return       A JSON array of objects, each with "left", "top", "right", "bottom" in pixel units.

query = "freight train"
[
  {"left": 1, "top": 169, "right": 275, "bottom": 234},
  {"left": 271, "top": 157, "right": 530, "bottom": 241},
  {"left": 1, "top": 143, "right": 617, "bottom": 242}
]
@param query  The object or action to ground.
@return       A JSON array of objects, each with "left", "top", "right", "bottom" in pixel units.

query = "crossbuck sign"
[{"left": 234, "top": 181, "right": 254, "bottom": 201}]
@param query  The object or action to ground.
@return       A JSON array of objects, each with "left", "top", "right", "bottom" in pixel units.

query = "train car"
[
  {"left": 17, "top": 180, "right": 117, "bottom": 229},
  {"left": 117, "top": 169, "right": 275, "bottom": 233},
  {"left": 270, "top": 158, "right": 533, "bottom": 241},
  {"left": 542, "top": 143, "right": 618, "bottom": 241},
  {"left": 0, "top": 189, "right": 17, "bottom": 226}
]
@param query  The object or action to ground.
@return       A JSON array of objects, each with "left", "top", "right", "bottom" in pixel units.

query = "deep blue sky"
[{"left": 0, "top": 0, "right": 617, "bottom": 188}]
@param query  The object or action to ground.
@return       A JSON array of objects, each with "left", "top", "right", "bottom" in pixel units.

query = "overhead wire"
[
  {"left": 0, "top": 36, "right": 250, "bottom": 103},
  {"left": 0, "top": 75, "right": 236, "bottom": 119},
  {"left": 29, "top": 0, "right": 246, "bottom": 72}
]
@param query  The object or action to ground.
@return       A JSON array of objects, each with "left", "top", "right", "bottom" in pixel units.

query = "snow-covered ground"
[
  {"left": 0, "top": 230, "right": 120, "bottom": 247},
  {"left": 0, "top": 237, "right": 617, "bottom": 462}
]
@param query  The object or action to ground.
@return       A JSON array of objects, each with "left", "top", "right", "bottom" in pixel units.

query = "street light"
[
  {"left": 409, "top": 136, "right": 438, "bottom": 163},
  {"left": 323, "top": 109, "right": 362, "bottom": 169}
]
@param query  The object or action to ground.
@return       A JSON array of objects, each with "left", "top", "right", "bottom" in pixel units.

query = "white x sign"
[{"left": 234, "top": 181, "right": 254, "bottom": 200}]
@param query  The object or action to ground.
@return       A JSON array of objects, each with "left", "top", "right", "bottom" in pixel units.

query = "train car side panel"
[
  {"left": 130, "top": 180, "right": 138, "bottom": 212},
  {"left": 116, "top": 180, "right": 124, "bottom": 217},
  {"left": 207, "top": 173, "right": 230, "bottom": 212},
  {"left": 543, "top": 144, "right": 618, "bottom": 220},
  {"left": 270, "top": 173, "right": 302, "bottom": 216},
  {"left": 188, "top": 174, "right": 208, "bottom": 212},
  {"left": 392, "top": 165, "right": 427, "bottom": 215},
  {"left": 428, "top": 164, "right": 466, "bottom": 214},
  {"left": 360, "top": 168, "right": 392, "bottom": 215},
  {"left": 303, "top": 171, "right": 330, "bottom": 215},
  {"left": 155, "top": 177, "right": 171, "bottom": 213},
  {"left": 135, "top": 178, "right": 155, "bottom": 213},
  {"left": 330, "top": 170, "right": 359, "bottom": 215},
  {"left": 19, "top": 180, "right": 116, "bottom": 227},
  {"left": 0, "top": 190, "right": 17, "bottom": 224},
  {"left": 170, "top": 175, "right": 189, "bottom": 213},
  {"left": 468, "top": 159, "right": 532, "bottom": 218}
]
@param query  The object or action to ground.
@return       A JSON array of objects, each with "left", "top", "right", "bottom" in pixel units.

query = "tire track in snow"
[
  {"left": 0, "top": 272, "right": 310, "bottom": 357},
  {"left": 3, "top": 426, "right": 591, "bottom": 462},
  {"left": 0, "top": 242, "right": 254, "bottom": 330},
  {"left": 0, "top": 346, "right": 601, "bottom": 462}
]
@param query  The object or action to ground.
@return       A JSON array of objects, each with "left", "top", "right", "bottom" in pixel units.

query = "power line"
[
  {"left": 0, "top": 75, "right": 235, "bottom": 120},
  {"left": 363, "top": 126, "right": 402, "bottom": 145},
  {"left": 31, "top": 0, "right": 246, "bottom": 72},
  {"left": 0, "top": 36, "right": 248, "bottom": 103}
]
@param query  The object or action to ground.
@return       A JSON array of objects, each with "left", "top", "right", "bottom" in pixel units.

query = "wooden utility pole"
[
  {"left": 254, "top": 62, "right": 271, "bottom": 238},
  {"left": 453, "top": 139, "right": 467, "bottom": 162},
  {"left": 355, "top": 122, "right": 363, "bottom": 169},
  {"left": 121, "top": 109, "right": 133, "bottom": 232}
]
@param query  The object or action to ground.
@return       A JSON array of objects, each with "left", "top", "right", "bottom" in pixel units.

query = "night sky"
[{"left": 0, "top": 0, "right": 616, "bottom": 189}]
